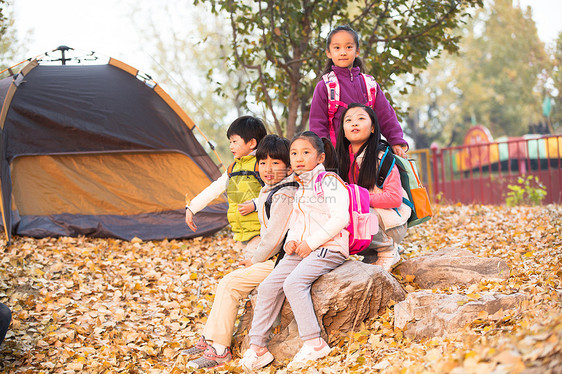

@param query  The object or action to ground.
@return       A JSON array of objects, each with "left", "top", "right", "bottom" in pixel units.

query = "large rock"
[
  {"left": 394, "top": 248, "right": 510, "bottom": 289},
  {"left": 394, "top": 290, "right": 529, "bottom": 338},
  {"left": 232, "top": 260, "right": 406, "bottom": 361}
]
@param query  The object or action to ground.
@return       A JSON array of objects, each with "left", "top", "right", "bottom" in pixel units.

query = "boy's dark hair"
[
  {"left": 322, "top": 25, "right": 364, "bottom": 75},
  {"left": 226, "top": 116, "right": 267, "bottom": 146},
  {"left": 256, "top": 134, "right": 291, "bottom": 166},
  {"left": 290, "top": 131, "right": 339, "bottom": 171},
  {"left": 336, "top": 103, "right": 386, "bottom": 191}
]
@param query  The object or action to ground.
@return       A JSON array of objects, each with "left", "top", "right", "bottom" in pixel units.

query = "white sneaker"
[
  {"left": 287, "top": 341, "right": 331, "bottom": 370},
  {"left": 374, "top": 248, "right": 401, "bottom": 272},
  {"left": 239, "top": 348, "right": 274, "bottom": 371}
]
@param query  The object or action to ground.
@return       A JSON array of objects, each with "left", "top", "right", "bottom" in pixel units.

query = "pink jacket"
[
  {"left": 350, "top": 149, "right": 411, "bottom": 230},
  {"left": 286, "top": 164, "right": 350, "bottom": 256}
]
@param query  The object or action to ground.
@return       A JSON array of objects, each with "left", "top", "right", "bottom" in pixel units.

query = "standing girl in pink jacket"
[
  {"left": 239, "top": 131, "right": 350, "bottom": 371},
  {"left": 336, "top": 103, "right": 411, "bottom": 271}
]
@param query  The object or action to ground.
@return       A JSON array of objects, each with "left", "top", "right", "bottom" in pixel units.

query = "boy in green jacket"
[{"left": 186, "top": 116, "right": 267, "bottom": 253}]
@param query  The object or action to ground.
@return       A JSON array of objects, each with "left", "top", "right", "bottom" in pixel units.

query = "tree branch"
[{"left": 228, "top": 8, "right": 283, "bottom": 134}]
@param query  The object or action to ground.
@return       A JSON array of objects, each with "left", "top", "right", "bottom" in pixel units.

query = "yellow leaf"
[
  {"left": 59, "top": 297, "right": 72, "bottom": 305},
  {"left": 477, "top": 310, "right": 488, "bottom": 319},
  {"left": 466, "top": 293, "right": 481, "bottom": 301}
]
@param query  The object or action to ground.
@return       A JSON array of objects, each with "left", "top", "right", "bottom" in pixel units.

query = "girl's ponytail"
[{"left": 321, "top": 137, "right": 339, "bottom": 171}]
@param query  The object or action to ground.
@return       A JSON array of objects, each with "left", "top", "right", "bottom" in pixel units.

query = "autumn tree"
[
  {"left": 551, "top": 32, "right": 562, "bottom": 130},
  {"left": 194, "top": 0, "right": 483, "bottom": 138},
  {"left": 404, "top": 0, "right": 549, "bottom": 147},
  {"left": 0, "top": 1, "right": 31, "bottom": 72},
  {"left": 0, "top": 0, "right": 6, "bottom": 39}
]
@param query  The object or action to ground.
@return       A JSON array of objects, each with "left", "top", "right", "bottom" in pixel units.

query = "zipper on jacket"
[{"left": 297, "top": 184, "right": 306, "bottom": 242}]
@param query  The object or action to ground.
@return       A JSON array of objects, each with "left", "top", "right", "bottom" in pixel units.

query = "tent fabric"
[{"left": 0, "top": 58, "right": 228, "bottom": 242}]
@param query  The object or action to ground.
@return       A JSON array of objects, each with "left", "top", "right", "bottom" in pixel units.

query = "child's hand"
[
  {"left": 239, "top": 259, "right": 253, "bottom": 268},
  {"left": 185, "top": 209, "right": 197, "bottom": 232},
  {"left": 238, "top": 201, "right": 255, "bottom": 216},
  {"left": 285, "top": 241, "right": 297, "bottom": 255},
  {"left": 295, "top": 241, "right": 312, "bottom": 258},
  {"left": 392, "top": 144, "right": 408, "bottom": 158}
]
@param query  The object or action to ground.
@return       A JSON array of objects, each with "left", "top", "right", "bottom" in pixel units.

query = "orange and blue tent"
[{"left": 0, "top": 51, "right": 227, "bottom": 244}]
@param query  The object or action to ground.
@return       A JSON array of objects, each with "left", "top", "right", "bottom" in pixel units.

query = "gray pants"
[
  {"left": 361, "top": 223, "right": 407, "bottom": 263},
  {"left": 248, "top": 249, "right": 346, "bottom": 346}
]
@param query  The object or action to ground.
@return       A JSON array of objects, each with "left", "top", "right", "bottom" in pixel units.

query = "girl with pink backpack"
[
  {"left": 336, "top": 103, "right": 411, "bottom": 271},
  {"left": 309, "top": 25, "right": 409, "bottom": 158},
  {"left": 239, "top": 131, "right": 349, "bottom": 371}
]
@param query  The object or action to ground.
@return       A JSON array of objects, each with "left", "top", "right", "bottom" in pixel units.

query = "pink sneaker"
[
  {"left": 287, "top": 340, "right": 331, "bottom": 370},
  {"left": 181, "top": 336, "right": 209, "bottom": 356},
  {"left": 374, "top": 248, "right": 401, "bottom": 272},
  {"left": 239, "top": 348, "right": 274, "bottom": 371},
  {"left": 187, "top": 345, "right": 232, "bottom": 369}
]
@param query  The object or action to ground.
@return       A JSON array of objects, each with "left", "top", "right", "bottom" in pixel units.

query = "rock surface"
[
  {"left": 232, "top": 260, "right": 406, "bottom": 361},
  {"left": 394, "top": 290, "right": 529, "bottom": 338},
  {"left": 394, "top": 248, "right": 510, "bottom": 289}
]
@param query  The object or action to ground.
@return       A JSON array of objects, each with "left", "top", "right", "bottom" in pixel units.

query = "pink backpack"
[
  {"left": 313, "top": 172, "right": 378, "bottom": 254},
  {"left": 322, "top": 71, "right": 378, "bottom": 145}
]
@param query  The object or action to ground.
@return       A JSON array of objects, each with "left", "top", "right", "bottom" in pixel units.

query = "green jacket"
[{"left": 227, "top": 154, "right": 262, "bottom": 241}]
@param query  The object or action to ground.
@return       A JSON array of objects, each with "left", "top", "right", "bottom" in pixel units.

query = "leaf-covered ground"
[{"left": 0, "top": 204, "right": 560, "bottom": 373}]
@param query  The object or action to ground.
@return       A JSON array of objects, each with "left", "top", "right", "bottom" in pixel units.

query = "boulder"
[
  {"left": 232, "top": 260, "right": 406, "bottom": 361},
  {"left": 394, "top": 248, "right": 510, "bottom": 289},
  {"left": 394, "top": 290, "right": 529, "bottom": 338}
]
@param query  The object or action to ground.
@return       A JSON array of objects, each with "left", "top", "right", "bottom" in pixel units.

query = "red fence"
[{"left": 429, "top": 135, "right": 562, "bottom": 205}]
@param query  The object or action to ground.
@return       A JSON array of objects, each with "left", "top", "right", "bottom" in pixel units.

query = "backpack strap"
[
  {"left": 264, "top": 182, "right": 299, "bottom": 219},
  {"left": 360, "top": 73, "right": 378, "bottom": 108},
  {"left": 227, "top": 161, "right": 235, "bottom": 177},
  {"left": 322, "top": 72, "right": 348, "bottom": 145},
  {"left": 228, "top": 160, "right": 264, "bottom": 186},
  {"left": 265, "top": 181, "right": 298, "bottom": 268},
  {"left": 313, "top": 171, "right": 344, "bottom": 196},
  {"left": 376, "top": 146, "right": 395, "bottom": 189}
]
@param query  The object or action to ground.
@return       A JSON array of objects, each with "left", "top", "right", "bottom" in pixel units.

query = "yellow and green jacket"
[
  {"left": 226, "top": 154, "right": 262, "bottom": 241},
  {"left": 188, "top": 153, "right": 262, "bottom": 242}
]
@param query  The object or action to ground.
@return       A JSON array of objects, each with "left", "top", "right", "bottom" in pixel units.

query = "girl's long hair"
[
  {"left": 321, "top": 25, "right": 364, "bottom": 76},
  {"left": 336, "top": 103, "right": 387, "bottom": 191},
  {"left": 290, "top": 131, "right": 339, "bottom": 171}
]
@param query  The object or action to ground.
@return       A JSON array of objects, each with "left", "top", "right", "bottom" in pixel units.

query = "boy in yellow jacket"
[{"left": 185, "top": 116, "right": 267, "bottom": 252}]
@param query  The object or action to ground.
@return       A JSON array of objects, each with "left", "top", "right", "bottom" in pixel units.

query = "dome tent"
[{"left": 0, "top": 49, "right": 228, "bottom": 244}]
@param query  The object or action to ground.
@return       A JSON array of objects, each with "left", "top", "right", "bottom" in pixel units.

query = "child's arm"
[
  {"left": 374, "top": 83, "right": 408, "bottom": 156},
  {"left": 369, "top": 165, "right": 403, "bottom": 209},
  {"left": 304, "top": 175, "right": 350, "bottom": 251},
  {"left": 237, "top": 198, "right": 257, "bottom": 216},
  {"left": 308, "top": 81, "right": 330, "bottom": 139},
  {"left": 250, "top": 192, "right": 294, "bottom": 264},
  {"left": 185, "top": 172, "right": 229, "bottom": 231}
]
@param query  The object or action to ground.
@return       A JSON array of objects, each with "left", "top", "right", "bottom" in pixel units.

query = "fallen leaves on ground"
[{"left": 0, "top": 204, "right": 560, "bottom": 373}]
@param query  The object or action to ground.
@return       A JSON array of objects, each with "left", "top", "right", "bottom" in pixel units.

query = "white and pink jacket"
[{"left": 285, "top": 164, "right": 350, "bottom": 257}]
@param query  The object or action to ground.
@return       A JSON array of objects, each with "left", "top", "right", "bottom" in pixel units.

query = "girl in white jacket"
[
  {"left": 336, "top": 102, "right": 411, "bottom": 271},
  {"left": 240, "top": 131, "right": 350, "bottom": 371}
]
